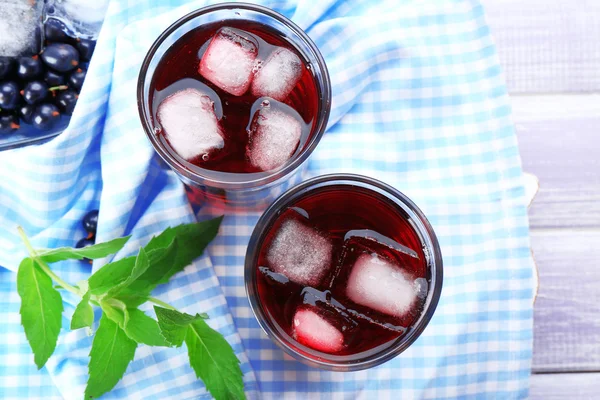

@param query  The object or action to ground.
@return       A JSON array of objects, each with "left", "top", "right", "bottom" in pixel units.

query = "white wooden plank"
[
  {"left": 482, "top": 0, "right": 600, "bottom": 93},
  {"left": 512, "top": 95, "right": 600, "bottom": 228},
  {"left": 530, "top": 373, "right": 600, "bottom": 399},
  {"left": 531, "top": 229, "right": 600, "bottom": 373}
]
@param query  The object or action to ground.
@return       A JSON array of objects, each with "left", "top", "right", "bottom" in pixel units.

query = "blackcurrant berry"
[
  {"left": 0, "top": 114, "right": 19, "bottom": 133},
  {"left": 76, "top": 237, "right": 95, "bottom": 249},
  {"left": 0, "top": 81, "right": 21, "bottom": 110},
  {"left": 0, "top": 57, "right": 15, "bottom": 80},
  {"left": 19, "top": 104, "right": 36, "bottom": 124},
  {"left": 76, "top": 237, "right": 95, "bottom": 263},
  {"left": 69, "top": 68, "right": 86, "bottom": 91},
  {"left": 44, "top": 69, "right": 66, "bottom": 86},
  {"left": 32, "top": 103, "right": 61, "bottom": 130},
  {"left": 77, "top": 39, "right": 96, "bottom": 61},
  {"left": 40, "top": 43, "right": 79, "bottom": 73},
  {"left": 56, "top": 89, "right": 78, "bottom": 115},
  {"left": 17, "top": 56, "right": 43, "bottom": 80},
  {"left": 22, "top": 81, "right": 49, "bottom": 105},
  {"left": 82, "top": 210, "right": 99, "bottom": 235},
  {"left": 44, "top": 18, "right": 70, "bottom": 43}
]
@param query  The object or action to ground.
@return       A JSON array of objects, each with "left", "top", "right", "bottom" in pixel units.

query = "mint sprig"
[{"left": 15, "top": 217, "right": 245, "bottom": 400}]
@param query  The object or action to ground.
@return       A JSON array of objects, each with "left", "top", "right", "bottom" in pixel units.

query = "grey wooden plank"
[
  {"left": 531, "top": 229, "right": 600, "bottom": 373},
  {"left": 530, "top": 373, "right": 600, "bottom": 399},
  {"left": 512, "top": 95, "right": 600, "bottom": 228},
  {"left": 482, "top": 0, "right": 600, "bottom": 93}
]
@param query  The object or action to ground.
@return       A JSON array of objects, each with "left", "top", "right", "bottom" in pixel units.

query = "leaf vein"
[{"left": 30, "top": 262, "right": 48, "bottom": 349}]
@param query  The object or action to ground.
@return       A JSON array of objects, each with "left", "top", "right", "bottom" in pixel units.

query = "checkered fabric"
[{"left": 0, "top": 0, "right": 535, "bottom": 398}]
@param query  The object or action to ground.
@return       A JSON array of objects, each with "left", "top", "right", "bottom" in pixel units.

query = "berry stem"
[
  {"left": 48, "top": 85, "right": 69, "bottom": 92},
  {"left": 17, "top": 226, "right": 81, "bottom": 296}
]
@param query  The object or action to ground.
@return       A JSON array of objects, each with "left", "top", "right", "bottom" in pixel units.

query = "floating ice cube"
[
  {"left": 199, "top": 27, "right": 258, "bottom": 96},
  {"left": 0, "top": 1, "right": 43, "bottom": 57},
  {"left": 344, "top": 229, "right": 419, "bottom": 259},
  {"left": 413, "top": 277, "right": 429, "bottom": 299},
  {"left": 251, "top": 47, "right": 302, "bottom": 101},
  {"left": 266, "top": 218, "right": 333, "bottom": 287},
  {"left": 156, "top": 88, "right": 224, "bottom": 161},
  {"left": 246, "top": 99, "right": 303, "bottom": 171},
  {"left": 346, "top": 254, "right": 417, "bottom": 318},
  {"left": 293, "top": 308, "right": 344, "bottom": 353}
]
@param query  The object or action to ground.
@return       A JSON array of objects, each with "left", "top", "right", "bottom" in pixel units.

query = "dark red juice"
[
  {"left": 256, "top": 185, "right": 431, "bottom": 356},
  {"left": 150, "top": 20, "right": 319, "bottom": 173}
]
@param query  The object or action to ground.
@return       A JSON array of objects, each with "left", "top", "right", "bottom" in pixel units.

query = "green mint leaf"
[
  {"left": 137, "top": 236, "right": 180, "bottom": 287},
  {"left": 155, "top": 306, "right": 244, "bottom": 398},
  {"left": 154, "top": 306, "right": 206, "bottom": 347},
  {"left": 125, "top": 309, "right": 170, "bottom": 347},
  {"left": 102, "top": 301, "right": 168, "bottom": 346},
  {"left": 85, "top": 314, "right": 137, "bottom": 399},
  {"left": 104, "top": 248, "right": 150, "bottom": 297},
  {"left": 88, "top": 246, "right": 151, "bottom": 297},
  {"left": 113, "top": 239, "right": 179, "bottom": 301},
  {"left": 145, "top": 217, "right": 222, "bottom": 253},
  {"left": 114, "top": 293, "right": 148, "bottom": 308},
  {"left": 89, "top": 218, "right": 222, "bottom": 299},
  {"left": 88, "top": 256, "right": 136, "bottom": 295},
  {"left": 17, "top": 258, "right": 64, "bottom": 369},
  {"left": 71, "top": 291, "right": 94, "bottom": 330},
  {"left": 38, "top": 236, "right": 131, "bottom": 263},
  {"left": 126, "top": 217, "right": 223, "bottom": 294},
  {"left": 185, "top": 318, "right": 245, "bottom": 400},
  {"left": 100, "top": 299, "right": 129, "bottom": 329}
]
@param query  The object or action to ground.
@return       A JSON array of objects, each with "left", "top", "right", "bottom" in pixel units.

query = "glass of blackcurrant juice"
[
  {"left": 245, "top": 174, "right": 443, "bottom": 370},
  {"left": 138, "top": 3, "right": 331, "bottom": 210}
]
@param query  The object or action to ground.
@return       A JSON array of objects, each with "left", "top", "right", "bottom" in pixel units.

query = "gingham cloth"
[{"left": 0, "top": 0, "right": 535, "bottom": 398}]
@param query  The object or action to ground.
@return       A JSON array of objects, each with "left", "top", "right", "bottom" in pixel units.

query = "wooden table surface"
[{"left": 481, "top": 0, "right": 600, "bottom": 397}]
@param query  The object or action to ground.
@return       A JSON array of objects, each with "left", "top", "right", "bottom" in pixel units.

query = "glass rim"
[
  {"left": 244, "top": 173, "right": 444, "bottom": 371},
  {"left": 137, "top": 2, "right": 331, "bottom": 191}
]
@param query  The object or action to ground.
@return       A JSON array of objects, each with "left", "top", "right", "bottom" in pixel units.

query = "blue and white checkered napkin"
[{"left": 0, "top": 0, "right": 535, "bottom": 398}]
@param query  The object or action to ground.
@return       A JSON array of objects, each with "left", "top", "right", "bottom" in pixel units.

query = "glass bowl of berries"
[{"left": 0, "top": 1, "right": 98, "bottom": 151}]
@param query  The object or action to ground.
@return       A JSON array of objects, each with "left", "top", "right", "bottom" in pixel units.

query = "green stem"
[
  {"left": 148, "top": 297, "right": 176, "bottom": 310},
  {"left": 48, "top": 85, "right": 68, "bottom": 92},
  {"left": 17, "top": 226, "right": 81, "bottom": 296}
]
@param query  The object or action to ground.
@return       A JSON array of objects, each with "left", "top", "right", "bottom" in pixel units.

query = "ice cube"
[
  {"left": 293, "top": 308, "right": 344, "bottom": 353},
  {"left": 302, "top": 287, "right": 405, "bottom": 332},
  {"left": 344, "top": 229, "right": 419, "bottom": 259},
  {"left": 0, "top": 1, "right": 43, "bottom": 57},
  {"left": 199, "top": 27, "right": 258, "bottom": 96},
  {"left": 346, "top": 254, "right": 417, "bottom": 318},
  {"left": 251, "top": 47, "right": 302, "bottom": 101},
  {"left": 156, "top": 88, "right": 224, "bottom": 161},
  {"left": 246, "top": 99, "right": 303, "bottom": 171},
  {"left": 266, "top": 218, "right": 333, "bottom": 287},
  {"left": 58, "top": 0, "right": 109, "bottom": 24},
  {"left": 47, "top": 0, "right": 109, "bottom": 38}
]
